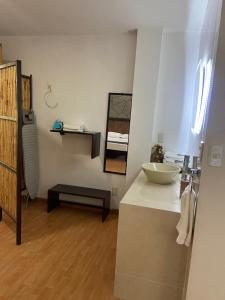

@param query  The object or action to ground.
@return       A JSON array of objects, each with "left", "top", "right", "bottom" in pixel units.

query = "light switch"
[{"left": 209, "top": 145, "right": 223, "bottom": 167}]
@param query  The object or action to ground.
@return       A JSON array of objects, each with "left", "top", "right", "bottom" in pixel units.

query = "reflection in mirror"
[{"left": 104, "top": 93, "right": 132, "bottom": 175}]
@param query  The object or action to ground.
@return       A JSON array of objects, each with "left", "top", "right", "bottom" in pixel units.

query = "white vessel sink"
[{"left": 142, "top": 163, "right": 180, "bottom": 185}]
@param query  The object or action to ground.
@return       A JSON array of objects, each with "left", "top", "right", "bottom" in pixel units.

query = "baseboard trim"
[{"left": 35, "top": 198, "right": 119, "bottom": 213}]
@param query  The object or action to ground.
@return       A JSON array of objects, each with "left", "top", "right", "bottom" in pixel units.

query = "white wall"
[
  {"left": 127, "top": 28, "right": 163, "bottom": 184},
  {"left": 1, "top": 29, "right": 164, "bottom": 207},
  {"left": 186, "top": 1, "right": 224, "bottom": 299},
  {"left": 152, "top": 31, "right": 201, "bottom": 156},
  {"left": 0, "top": 34, "right": 136, "bottom": 208},
  {"left": 152, "top": 1, "right": 222, "bottom": 159}
]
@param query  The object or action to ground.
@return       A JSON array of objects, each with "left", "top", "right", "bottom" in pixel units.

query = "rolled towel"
[
  {"left": 108, "top": 132, "right": 121, "bottom": 138},
  {"left": 120, "top": 133, "right": 129, "bottom": 139}
]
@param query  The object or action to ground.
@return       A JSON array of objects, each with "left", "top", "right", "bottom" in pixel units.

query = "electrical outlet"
[
  {"left": 209, "top": 145, "right": 223, "bottom": 167},
  {"left": 112, "top": 187, "right": 118, "bottom": 196}
]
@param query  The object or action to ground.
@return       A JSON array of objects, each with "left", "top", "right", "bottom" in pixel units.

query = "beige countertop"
[{"left": 121, "top": 171, "right": 181, "bottom": 213}]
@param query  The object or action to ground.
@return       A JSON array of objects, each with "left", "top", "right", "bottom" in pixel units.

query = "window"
[{"left": 192, "top": 59, "right": 213, "bottom": 135}]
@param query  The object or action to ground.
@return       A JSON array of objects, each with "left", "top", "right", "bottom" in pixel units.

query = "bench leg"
[
  {"left": 0, "top": 207, "right": 2, "bottom": 222},
  {"left": 102, "top": 197, "right": 110, "bottom": 222},
  {"left": 16, "top": 218, "right": 21, "bottom": 246},
  {"left": 47, "top": 190, "right": 59, "bottom": 213}
]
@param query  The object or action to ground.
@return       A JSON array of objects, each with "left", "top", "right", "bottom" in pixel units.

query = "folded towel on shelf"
[
  {"left": 108, "top": 132, "right": 121, "bottom": 138},
  {"left": 176, "top": 185, "right": 196, "bottom": 247},
  {"left": 63, "top": 124, "right": 82, "bottom": 131},
  {"left": 108, "top": 132, "right": 129, "bottom": 140},
  {"left": 120, "top": 133, "right": 129, "bottom": 140}
]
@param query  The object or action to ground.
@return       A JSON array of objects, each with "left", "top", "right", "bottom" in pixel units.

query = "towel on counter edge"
[{"left": 176, "top": 185, "right": 196, "bottom": 247}]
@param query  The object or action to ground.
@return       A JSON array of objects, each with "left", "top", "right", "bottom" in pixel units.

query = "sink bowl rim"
[{"left": 142, "top": 162, "right": 181, "bottom": 173}]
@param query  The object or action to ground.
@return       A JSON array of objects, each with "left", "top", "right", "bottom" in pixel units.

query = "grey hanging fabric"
[{"left": 22, "top": 123, "right": 39, "bottom": 200}]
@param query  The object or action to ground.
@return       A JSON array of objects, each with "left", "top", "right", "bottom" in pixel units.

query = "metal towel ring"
[{"left": 44, "top": 83, "right": 59, "bottom": 109}]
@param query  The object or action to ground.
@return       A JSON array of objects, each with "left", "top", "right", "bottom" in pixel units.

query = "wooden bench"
[{"left": 47, "top": 184, "right": 111, "bottom": 222}]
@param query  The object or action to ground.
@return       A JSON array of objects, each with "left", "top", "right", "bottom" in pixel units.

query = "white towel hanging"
[{"left": 176, "top": 184, "right": 196, "bottom": 247}]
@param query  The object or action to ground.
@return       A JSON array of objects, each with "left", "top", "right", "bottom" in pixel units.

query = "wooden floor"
[
  {"left": 0, "top": 199, "right": 119, "bottom": 300},
  {"left": 105, "top": 158, "right": 126, "bottom": 174}
]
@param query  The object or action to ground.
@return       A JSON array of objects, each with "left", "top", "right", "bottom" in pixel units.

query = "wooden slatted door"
[{"left": 0, "top": 61, "right": 22, "bottom": 245}]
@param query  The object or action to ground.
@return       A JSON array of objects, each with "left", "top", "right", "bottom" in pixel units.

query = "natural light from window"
[{"left": 192, "top": 59, "right": 213, "bottom": 135}]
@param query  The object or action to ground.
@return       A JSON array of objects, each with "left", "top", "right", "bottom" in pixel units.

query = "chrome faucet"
[{"left": 181, "top": 155, "right": 190, "bottom": 181}]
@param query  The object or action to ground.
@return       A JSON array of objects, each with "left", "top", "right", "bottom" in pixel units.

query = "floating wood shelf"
[{"left": 50, "top": 129, "right": 101, "bottom": 159}]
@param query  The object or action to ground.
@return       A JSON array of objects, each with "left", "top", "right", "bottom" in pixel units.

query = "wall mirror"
[{"left": 104, "top": 93, "right": 132, "bottom": 175}]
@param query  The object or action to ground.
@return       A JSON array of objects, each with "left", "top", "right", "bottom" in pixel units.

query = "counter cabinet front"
[{"left": 114, "top": 171, "right": 188, "bottom": 300}]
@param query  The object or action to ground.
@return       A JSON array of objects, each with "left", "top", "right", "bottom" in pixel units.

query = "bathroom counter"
[
  {"left": 121, "top": 171, "right": 181, "bottom": 213},
  {"left": 114, "top": 171, "right": 187, "bottom": 300}
]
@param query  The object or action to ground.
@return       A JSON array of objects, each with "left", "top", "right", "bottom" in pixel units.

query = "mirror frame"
[{"left": 103, "top": 92, "right": 132, "bottom": 175}]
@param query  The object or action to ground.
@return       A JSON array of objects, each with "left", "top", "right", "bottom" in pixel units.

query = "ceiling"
[{"left": 0, "top": 0, "right": 207, "bottom": 35}]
